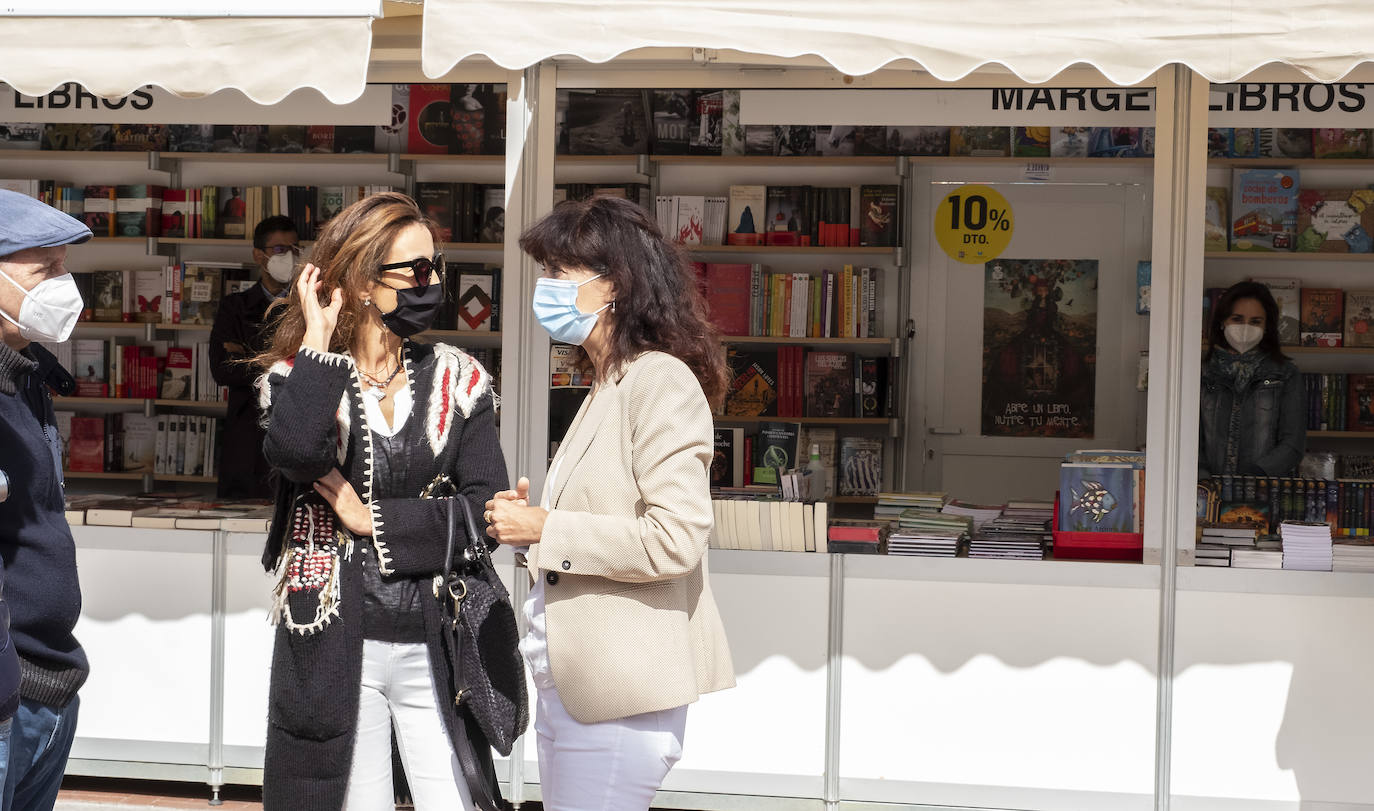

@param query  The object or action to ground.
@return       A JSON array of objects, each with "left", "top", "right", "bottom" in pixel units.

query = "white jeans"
[
  {"left": 535, "top": 683, "right": 687, "bottom": 811},
  {"left": 344, "top": 640, "right": 475, "bottom": 811}
]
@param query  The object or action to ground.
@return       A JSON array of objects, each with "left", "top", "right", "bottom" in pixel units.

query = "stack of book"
[
  {"left": 875, "top": 492, "right": 948, "bottom": 522},
  {"left": 1279, "top": 521, "right": 1334, "bottom": 571},
  {"left": 1194, "top": 545, "right": 1232, "bottom": 567},
  {"left": 940, "top": 501, "right": 1004, "bottom": 534},
  {"left": 1332, "top": 540, "right": 1374, "bottom": 573},
  {"left": 826, "top": 520, "right": 887, "bottom": 554},
  {"left": 709, "top": 492, "right": 829, "bottom": 553},
  {"left": 968, "top": 517, "right": 1049, "bottom": 560},
  {"left": 1232, "top": 540, "right": 1284, "bottom": 570},
  {"left": 887, "top": 529, "right": 963, "bottom": 557},
  {"left": 1197, "top": 523, "right": 1258, "bottom": 567}
]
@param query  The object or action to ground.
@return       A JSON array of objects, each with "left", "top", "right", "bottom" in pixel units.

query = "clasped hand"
[{"left": 485, "top": 476, "right": 548, "bottom": 545}]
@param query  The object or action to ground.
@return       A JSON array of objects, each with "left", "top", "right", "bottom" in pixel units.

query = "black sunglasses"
[{"left": 378, "top": 252, "right": 445, "bottom": 289}]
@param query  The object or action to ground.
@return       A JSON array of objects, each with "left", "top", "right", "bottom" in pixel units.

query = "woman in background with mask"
[
  {"left": 253, "top": 192, "right": 511, "bottom": 810},
  {"left": 485, "top": 195, "right": 735, "bottom": 811},
  {"left": 209, "top": 215, "right": 299, "bottom": 499},
  {"left": 1199, "top": 280, "right": 1306, "bottom": 479}
]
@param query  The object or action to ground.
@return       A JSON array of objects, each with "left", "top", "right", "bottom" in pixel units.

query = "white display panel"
[{"left": 839, "top": 570, "right": 1159, "bottom": 810}]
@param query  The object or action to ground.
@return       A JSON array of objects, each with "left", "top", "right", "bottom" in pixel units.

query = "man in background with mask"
[
  {"left": 0, "top": 189, "right": 93, "bottom": 810},
  {"left": 209, "top": 215, "right": 298, "bottom": 499}
]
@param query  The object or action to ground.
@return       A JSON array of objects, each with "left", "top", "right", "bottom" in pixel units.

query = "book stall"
[{"left": 6, "top": 1, "right": 1374, "bottom": 809}]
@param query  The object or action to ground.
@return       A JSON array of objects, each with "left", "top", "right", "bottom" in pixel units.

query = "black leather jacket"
[{"left": 1199, "top": 351, "right": 1306, "bottom": 478}]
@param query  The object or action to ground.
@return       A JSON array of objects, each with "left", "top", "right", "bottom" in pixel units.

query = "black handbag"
[{"left": 438, "top": 492, "right": 529, "bottom": 806}]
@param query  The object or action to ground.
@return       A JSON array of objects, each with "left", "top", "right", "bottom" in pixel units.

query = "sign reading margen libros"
[
  {"left": 743, "top": 84, "right": 1374, "bottom": 128},
  {"left": 0, "top": 83, "right": 392, "bottom": 126}
]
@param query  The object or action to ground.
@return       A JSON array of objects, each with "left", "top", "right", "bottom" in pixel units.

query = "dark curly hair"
[{"left": 519, "top": 195, "right": 728, "bottom": 407}]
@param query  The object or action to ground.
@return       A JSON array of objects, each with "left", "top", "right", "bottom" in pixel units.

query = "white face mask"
[
  {"left": 0, "top": 267, "right": 84, "bottom": 343},
  {"left": 1224, "top": 323, "right": 1264, "bottom": 354},
  {"left": 265, "top": 252, "right": 295, "bottom": 284}
]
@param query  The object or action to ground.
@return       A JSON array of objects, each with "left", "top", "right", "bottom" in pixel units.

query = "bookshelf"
[
  {"left": 715, "top": 416, "right": 893, "bottom": 426},
  {"left": 1309, "top": 431, "right": 1374, "bottom": 439},
  {"left": 552, "top": 138, "right": 911, "bottom": 504},
  {"left": 1205, "top": 251, "right": 1374, "bottom": 262},
  {"left": 1, "top": 142, "right": 508, "bottom": 497}
]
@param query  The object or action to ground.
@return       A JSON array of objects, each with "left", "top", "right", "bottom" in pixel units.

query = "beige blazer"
[{"left": 523, "top": 351, "right": 735, "bottom": 724}]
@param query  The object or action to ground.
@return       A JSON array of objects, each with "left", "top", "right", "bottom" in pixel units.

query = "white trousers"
[
  {"left": 535, "top": 683, "right": 687, "bottom": 811},
  {"left": 344, "top": 640, "right": 475, "bottom": 811}
]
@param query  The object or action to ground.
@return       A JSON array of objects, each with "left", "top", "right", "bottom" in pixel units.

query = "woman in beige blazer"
[{"left": 485, "top": 195, "right": 734, "bottom": 810}]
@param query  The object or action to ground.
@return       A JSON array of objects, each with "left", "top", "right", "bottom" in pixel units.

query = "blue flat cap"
[{"left": 0, "top": 189, "right": 92, "bottom": 258}]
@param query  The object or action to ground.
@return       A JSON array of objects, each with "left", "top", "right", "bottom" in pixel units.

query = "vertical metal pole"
[
  {"left": 893, "top": 156, "right": 913, "bottom": 492},
  {"left": 207, "top": 530, "right": 228, "bottom": 805},
  {"left": 500, "top": 61, "right": 558, "bottom": 809},
  {"left": 822, "top": 553, "right": 845, "bottom": 810},
  {"left": 1146, "top": 64, "right": 1209, "bottom": 811}
]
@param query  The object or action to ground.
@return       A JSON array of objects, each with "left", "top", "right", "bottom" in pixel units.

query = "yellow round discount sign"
[{"left": 934, "top": 184, "right": 1014, "bottom": 264}]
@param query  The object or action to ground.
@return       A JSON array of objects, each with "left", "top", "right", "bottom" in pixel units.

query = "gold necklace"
[{"left": 358, "top": 346, "right": 404, "bottom": 400}]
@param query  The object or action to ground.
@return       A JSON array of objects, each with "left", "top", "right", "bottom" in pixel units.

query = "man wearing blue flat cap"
[{"left": 0, "top": 189, "right": 93, "bottom": 811}]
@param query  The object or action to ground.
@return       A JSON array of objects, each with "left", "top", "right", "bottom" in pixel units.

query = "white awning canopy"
[
  {"left": 423, "top": 0, "right": 1374, "bottom": 85},
  {"left": 0, "top": 13, "right": 377, "bottom": 104}
]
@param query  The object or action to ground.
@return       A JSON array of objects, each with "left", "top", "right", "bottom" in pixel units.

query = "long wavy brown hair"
[
  {"left": 255, "top": 192, "right": 438, "bottom": 370},
  {"left": 518, "top": 195, "right": 728, "bottom": 408}
]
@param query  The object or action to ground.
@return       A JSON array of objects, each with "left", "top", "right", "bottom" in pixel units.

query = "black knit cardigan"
[{"left": 257, "top": 341, "right": 510, "bottom": 811}]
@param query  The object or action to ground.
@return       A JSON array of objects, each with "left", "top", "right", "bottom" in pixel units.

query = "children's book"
[{"left": 1230, "top": 168, "right": 1300, "bottom": 252}]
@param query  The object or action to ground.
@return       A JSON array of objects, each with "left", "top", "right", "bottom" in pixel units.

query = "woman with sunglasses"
[
  {"left": 252, "top": 192, "right": 511, "bottom": 810},
  {"left": 485, "top": 195, "right": 735, "bottom": 810}
]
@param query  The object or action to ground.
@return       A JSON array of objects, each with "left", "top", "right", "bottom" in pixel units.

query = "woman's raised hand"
[{"left": 298, "top": 263, "right": 342, "bottom": 353}]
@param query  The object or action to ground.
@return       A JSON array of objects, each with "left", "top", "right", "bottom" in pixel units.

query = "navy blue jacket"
[{"left": 0, "top": 341, "right": 88, "bottom": 712}]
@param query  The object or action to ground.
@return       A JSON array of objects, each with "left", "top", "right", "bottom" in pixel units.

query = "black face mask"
[{"left": 379, "top": 283, "right": 444, "bottom": 338}]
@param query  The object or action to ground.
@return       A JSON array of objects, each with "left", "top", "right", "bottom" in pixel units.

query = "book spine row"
[
  {"left": 708, "top": 498, "right": 828, "bottom": 553},
  {"left": 1215, "top": 474, "right": 1374, "bottom": 536},
  {"left": 153, "top": 415, "right": 220, "bottom": 478},
  {"left": 748, "top": 266, "right": 877, "bottom": 339}
]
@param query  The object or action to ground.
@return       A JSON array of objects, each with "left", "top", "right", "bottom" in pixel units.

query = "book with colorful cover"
[
  {"left": 1349, "top": 375, "right": 1374, "bottom": 432},
  {"left": 727, "top": 185, "right": 765, "bottom": 246},
  {"left": 803, "top": 351, "right": 854, "bottom": 418},
  {"left": 1251, "top": 277, "right": 1301, "bottom": 345},
  {"left": 673, "top": 194, "right": 705, "bottom": 245},
  {"left": 71, "top": 338, "right": 107, "bottom": 397},
  {"left": 859, "top": 185, "right": 899, "bottom": 248},
  {"left": 763, "top": 186, "right": 805, "bottom": 247},
  {"left": 1230, "top": 168, "right": 1300, "bottom": 252},
  {"left": 1050, "top": 127, "right": 1090, "bottom": 158},
  {"left": 1260, "top": 128, "right": 1313, "bottom": 159},
  {"left": 130, "top": 270, "right": 164, "bottom": 324},
  {"left": 455, "top": 270, "right": 494, "bottom": 331},
  {"left": 160, "top": 347, "right": 195, "bottom": 400},
  {"left": 711, "top": 427, "right": 746, "bottom": 489},
  {"left": 1205, "top": 186, "right": 1229, "bottom": 251},
  {"left": 1296, "top": 189, "right": 1374, "bottom": 253},
  {"left": 755, "top": 421, "right": 801, "bottom": 484},
  {"left": 1345, "top": 291, "right": 1374, "bottom": 347},
  {"left": 90, "top": 270, "right": 125, "bottom": 323},
  {"left": 179, "top": 265, "right": 222, "bottom": 326},
  {"left": 82, "top": 185, "right": 116, "bottom": 237},
  {"left": 1012, "top": 127, "right": 1051, "bottom": 157},
  {"left": 1301, "top": 288, "right": 1344, "bottom": 347},
  {"left": 1057, "top": 463, "right": 1137, "bottom": 533},
  {"left": 1313, "top": 128, "right": 1372, "bottom": 159},
  {"left": 67, "top": 417, "right": 105, "bottom": 473},
  {"left": 838, "top": 436, "right": 883, "bottom": 497},
  {"left": 1136, "top": 261, "right": 1151, "bottom": 314},
  {"left": 724, "top": 346, "right": 778, "bottom": 417},
  {"left": 950, "top": 126, "right": 1010, "bottom": 157},
  {"left": 689, "top": 90, "right": 724, "bottom": 155},
  {"left": 703, "top": 263, "right": 752, "bottom": 336}
]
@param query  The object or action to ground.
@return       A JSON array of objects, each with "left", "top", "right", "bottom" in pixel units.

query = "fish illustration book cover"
[{"left": 1057, "top": 463, "right": 1138, "bottom": 533}]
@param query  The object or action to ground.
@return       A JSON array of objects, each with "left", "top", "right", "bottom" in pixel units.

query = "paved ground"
[{"left": 56, "top": 777, "right": 592, "bottom": 811}]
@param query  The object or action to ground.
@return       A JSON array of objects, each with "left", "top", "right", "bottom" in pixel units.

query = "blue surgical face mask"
[{"left": 532, "top": 274, "right": 612, "bottom": 345}]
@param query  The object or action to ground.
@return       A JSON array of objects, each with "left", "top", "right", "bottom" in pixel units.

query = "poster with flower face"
[{"left": 981, "top": 259, "right": 1098, "bottom": 438}]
